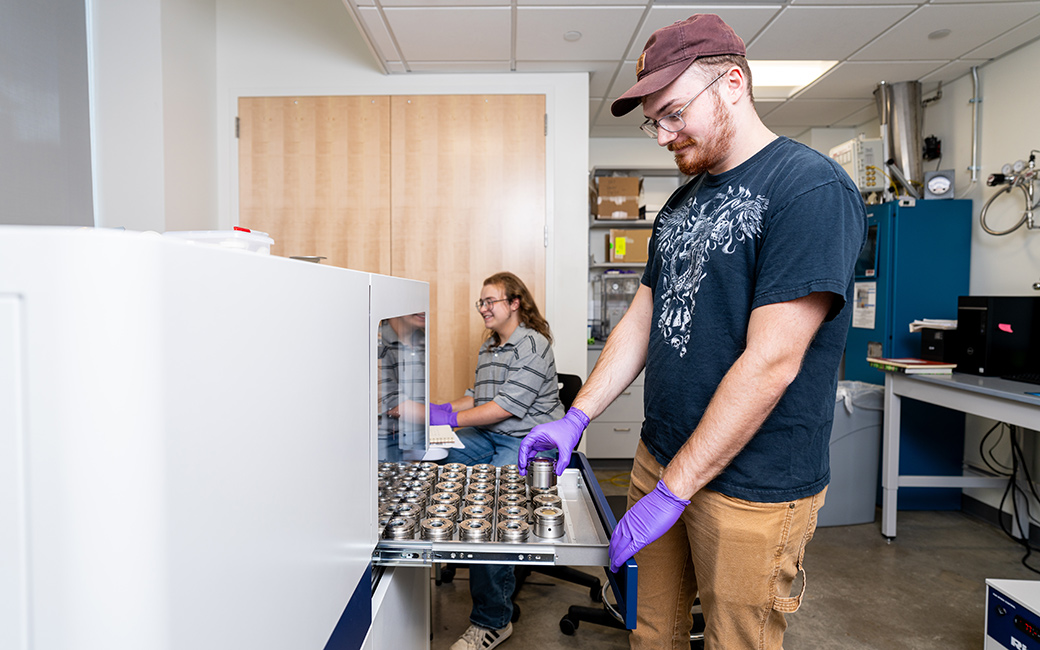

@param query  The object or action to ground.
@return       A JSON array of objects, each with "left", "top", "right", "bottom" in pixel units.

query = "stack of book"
[{"left": 866, "top": 357, "right": 957, "bottom": 375}]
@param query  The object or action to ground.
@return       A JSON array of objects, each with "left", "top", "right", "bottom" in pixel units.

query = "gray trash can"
[{"left": 817, "top": 381, "right": 885, "bottom": 527}]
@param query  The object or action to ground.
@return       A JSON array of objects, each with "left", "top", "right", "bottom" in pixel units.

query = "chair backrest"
[{"left": 557, "top": 373, "right": 582, "bottom": 410}]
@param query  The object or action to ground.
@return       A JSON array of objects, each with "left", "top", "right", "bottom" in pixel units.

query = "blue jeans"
[
  {"left": 443, "top": 428, "right": 557, "bottom": 629},
  {"left": 443, "top": 427, "right": 523, "bottom": 467}
]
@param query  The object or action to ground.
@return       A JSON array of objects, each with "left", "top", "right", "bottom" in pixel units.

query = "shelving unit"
[{"left": 585, "top": 166, "right": 687, "bottom": 459}]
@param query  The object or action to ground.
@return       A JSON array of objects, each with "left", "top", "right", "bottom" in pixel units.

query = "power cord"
[{"left": 993, "top": 424, "right": 1040, "bottom": 574}]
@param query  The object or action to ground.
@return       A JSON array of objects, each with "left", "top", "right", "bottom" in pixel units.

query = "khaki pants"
[{"left": 628, "top": 441, "right": 826, "bottom": 650}]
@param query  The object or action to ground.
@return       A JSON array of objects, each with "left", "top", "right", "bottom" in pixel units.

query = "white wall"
[
  {"left": 91, "top": 0, "right": 217, "bottom": 232},
  {"left": 919, "top": 41, "right": 1040, "bottom": 515},
  {"left": 214, "top": 0, "right": 590, "bottom": 378}
]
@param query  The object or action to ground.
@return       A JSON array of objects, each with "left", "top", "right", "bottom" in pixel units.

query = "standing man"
[{"left": 519, "top": 13, "right": 866, "bottom": 650}]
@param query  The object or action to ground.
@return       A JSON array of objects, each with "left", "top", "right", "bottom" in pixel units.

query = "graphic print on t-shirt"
[{"left": 656, "top": 184, "right": 767, "bottom": 357}]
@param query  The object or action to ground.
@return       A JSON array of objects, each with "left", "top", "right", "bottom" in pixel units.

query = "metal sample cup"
[
  {"left": 499, "top": 483, "right": 526, "bottom": 497},
  {"left": 471, "top": 463, "right": 496, "bottom": 476},
  {"left": 399, "top": 491, "right": 424, "bottom": 505},
  {"left": 426, "top": 503, "right": 458, "bottom": 521},
  {"left": 468, "top": 482, "right": 495, "bottom": 495},
  {"left": 435, "top": 481, "right": 465, "bottom": 495},
  {"left": 533, "top": 506, "right": 565, "bottom": 539},
  {"left": 464, "top": 492, "right": 494, "bottom": 507},
  {"left": 395, "top": 502, "right": 423, "bottom": 520},
  {"left": 532, "top": 493, "right": 562, "bottom": 510},
  {"left": 501, "top": 464, "right": 519, "bottom": 475},
  {"left": 497, "top": 505, "right": 530, "bottom": 522},
  {"left": 527, "top": 457, "right": 557, "bottom": 490},
  {"left": 462, "top": 504, "right": 493, "bottom": 520},
  {"left": 440, "top": 471, "right": 465, "bottom": 482},
  {"left": 469, "top": 472, "right": 494, "bottom": 485},
  {"left": 497, "top": 519, "right": 531, "bottom": 543},
  {"left": 459, "top": 518, "right": 493, "bottom": 542},
  {"left": 442, "top": 463, "right": 467, "bottom": 474},
  {"left": 498, "top": 493, "right": 526, "bottom": 509},
  {"left": 384, "top": 516, "right": 417, "bottom": 540},
  {"left": 420, "top": 517, "right": 456, "bottom": 541},
  {"left": 431, "top": 491, "right": 461, "bottom": 508}
]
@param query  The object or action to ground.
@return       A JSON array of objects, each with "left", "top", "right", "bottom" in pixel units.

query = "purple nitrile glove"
[
  {"left": 430, "top": 402, "right": 453, "bottom": 419},
  {"left": 429, "top": 403, "right": 458, "bottom": 428},
  {"left": 517, "top": 408, "right": 590, "bottom": 476},
  {"left": 608, "top": 479, "right": 690, "bottom": 572}
]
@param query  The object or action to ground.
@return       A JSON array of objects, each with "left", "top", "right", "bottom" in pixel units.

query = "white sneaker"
[{"left": 449, "top": 622, "right": 512, "bottom": 650}]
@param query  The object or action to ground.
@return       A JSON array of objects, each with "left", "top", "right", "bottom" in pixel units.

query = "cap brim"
[{"left": 610, "top": 58, "right": 694, "bottom": 117}]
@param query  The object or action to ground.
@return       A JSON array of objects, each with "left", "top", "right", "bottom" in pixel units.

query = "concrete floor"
[{"left": 430, "top": 460, "right": 1039, "bottom": 649}]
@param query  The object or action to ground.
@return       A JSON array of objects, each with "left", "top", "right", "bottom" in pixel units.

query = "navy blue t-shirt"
[{"left": 640, "top": 136, "right": 866, "bottom": 502}]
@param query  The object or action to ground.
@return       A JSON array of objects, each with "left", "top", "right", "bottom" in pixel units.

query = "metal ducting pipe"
[{"left": 874, "top": 81, "right": 924, "bottom": 195}]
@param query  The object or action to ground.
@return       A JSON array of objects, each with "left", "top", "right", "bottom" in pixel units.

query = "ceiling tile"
[
  {"left": 380, "top": 0, "right": 509, "bottom": 5},
  {"left": 747, "top": 5, "right": 916, "bottom": 60},
  {"left": 407, "top": 60, "right": 512, "bottom": 72},
  {"left": 522, "top": 0, "right": 651, "bottom": 4},
  {"left": 796, "top": 60, "right": 946, "bottom": 99},
  {"left": 607, "top": 60, "right": 638, "bottom": 103},
  {"left": 831, "top": 104, "right": 878, "bottom": 128},
  {"left": 760, "top": 98, "right": 874, "bottom": 127},
  {"left": 966, "top": 13, "right": 1040, "bottom": 59},
  {"left": 516, "top": 7, "right": 646, "bottom": 61},
  {"left": 592, "top": 96, "right": 645, "bottom": 129},
  {"left": 383, "top": 7, "right": 511, "bottom": 62},
  {"left": 357, "top": 7, "right": 400, "bottom": 62},
  {"left": 790, "top": 0, "right": 917, "bottom": 4},
  {"left": 919, "top": 58, "right": 989, "bottom": 84},
  {"left": 852, "top": 3, "right": 1040, "bottom": 61},
  {"left": 626, "top": 5, "right": 783, "bottom": 60},
  {"left": 516, "top": 60, "right": 619, "bottom": 97}
]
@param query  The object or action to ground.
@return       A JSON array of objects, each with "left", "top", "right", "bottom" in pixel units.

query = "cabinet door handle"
[
  {"left": 613, "top": 427, "right": 631, "bottom": 432},
  {"left": 621, "top": 391, "right": 632, "bottom": 396}
]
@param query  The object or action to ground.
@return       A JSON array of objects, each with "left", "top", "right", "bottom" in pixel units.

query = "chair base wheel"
[{"left": 559, "top": 616, "right": 577, "bottom": 635}]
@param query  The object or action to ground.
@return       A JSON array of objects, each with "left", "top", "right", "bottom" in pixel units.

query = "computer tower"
[{"left": 957, "top": 296, "right": 1039, "bottom": 377}]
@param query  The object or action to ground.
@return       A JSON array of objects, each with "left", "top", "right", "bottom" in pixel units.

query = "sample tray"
[{"left": 374, "top": 456, "right": 612, "bottom": 567}]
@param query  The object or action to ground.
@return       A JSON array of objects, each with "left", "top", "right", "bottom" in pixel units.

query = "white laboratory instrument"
[
  {"left": 986, "top": 579, "right": 1040, "bottom": 650},
  {"left": 829, "top": 137, "right": 885, "bottom": 193}
]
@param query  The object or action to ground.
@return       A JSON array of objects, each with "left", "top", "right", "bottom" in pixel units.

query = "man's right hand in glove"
[{"left": 517, "top": 408, "right": 590, "bottom": 476}]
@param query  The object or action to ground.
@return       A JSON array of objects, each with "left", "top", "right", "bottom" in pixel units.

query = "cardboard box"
[
  {"left": 607, "top": 229, "right": 651, "bottom": 263},
  {"left": 594, "top": 176, "right": 644, "bottom": 219}
]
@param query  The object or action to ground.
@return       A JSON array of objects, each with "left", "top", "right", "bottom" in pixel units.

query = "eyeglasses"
[
  {"left": 475, "top": 297, "right": 510, "bottom": 311},
  {"left": 640, "top": 71, "right": 727, "bottom": 139}
]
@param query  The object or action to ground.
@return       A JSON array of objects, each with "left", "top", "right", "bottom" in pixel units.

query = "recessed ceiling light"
[
  {"left": 563, "top": 30, "right": 582, "bottom": 42},
  {"left": 928, "top": 28, "right": 952, "bottom": 40},
  {"left": 748, "top": 60, "right": 838, "bottom": 100}
]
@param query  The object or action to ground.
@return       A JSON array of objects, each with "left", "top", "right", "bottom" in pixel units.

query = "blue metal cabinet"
[{"left": 845, "top": 199, "right": 972, "bottom": 510}]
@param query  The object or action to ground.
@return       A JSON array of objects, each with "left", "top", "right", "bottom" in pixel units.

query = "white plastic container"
[{"left": 164, "top": 227, "right": 274, "bottom": 254}]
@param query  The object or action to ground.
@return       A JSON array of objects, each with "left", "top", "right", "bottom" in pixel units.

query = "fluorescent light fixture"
[{"left": 748, "top": 60, "right": 837, "bottom": 100}]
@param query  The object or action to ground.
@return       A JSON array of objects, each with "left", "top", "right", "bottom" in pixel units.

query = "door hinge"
[
  {"left": 544, "top": 114, "right": 548, "bottom": 136},
  {"left": 544, "top": 225, "right": 548, "bottom": 248},
  {"left": 235, "top": 117, "right": 240, "bottom": 138}
]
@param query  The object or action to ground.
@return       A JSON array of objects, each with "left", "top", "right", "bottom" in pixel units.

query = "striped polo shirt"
[{"left": 471, "top": 324, "right": 564, "bottom": 438}]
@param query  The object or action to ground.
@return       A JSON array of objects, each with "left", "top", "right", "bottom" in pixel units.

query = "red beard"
[{"left": 668, "top": 94, "right": 735, "bottom": 176}]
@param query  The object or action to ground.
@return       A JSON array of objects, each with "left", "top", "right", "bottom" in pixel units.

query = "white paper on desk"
[
  {"left": 852, "top": 282, "right": 876, "bottom": 329},
  {"left": 908, "top": 318, "right": 957, "bottom": 332},
  {"left": 429, "top": 424, "right": 465, "bottom": 449}
]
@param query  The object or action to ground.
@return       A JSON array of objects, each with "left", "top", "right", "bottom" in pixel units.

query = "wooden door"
[
  {"left": 238, "top": 96, "right": 391, "bottom": 273},
  {"left": 389, "top": 95, "right": 546, "bottom": 402}
]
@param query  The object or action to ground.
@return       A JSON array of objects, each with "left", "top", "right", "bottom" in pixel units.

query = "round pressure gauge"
[
  {"left": 1014, "top": 160, "right": 1026, "bottom": 173},
  {"left": 927, "top": 175, "right": 951, "bottom": 196},
  {"left": 1002, "top": 163, "right": 1013, "bottom": 175}
]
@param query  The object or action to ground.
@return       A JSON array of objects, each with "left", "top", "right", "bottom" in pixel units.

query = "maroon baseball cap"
[{"left": 611, "top": 14, "right": 746, "bottom": 117}]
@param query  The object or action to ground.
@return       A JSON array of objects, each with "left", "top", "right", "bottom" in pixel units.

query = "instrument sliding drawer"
[{"left": 374, "top": 453, "right": 638, "bottom": 628}]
